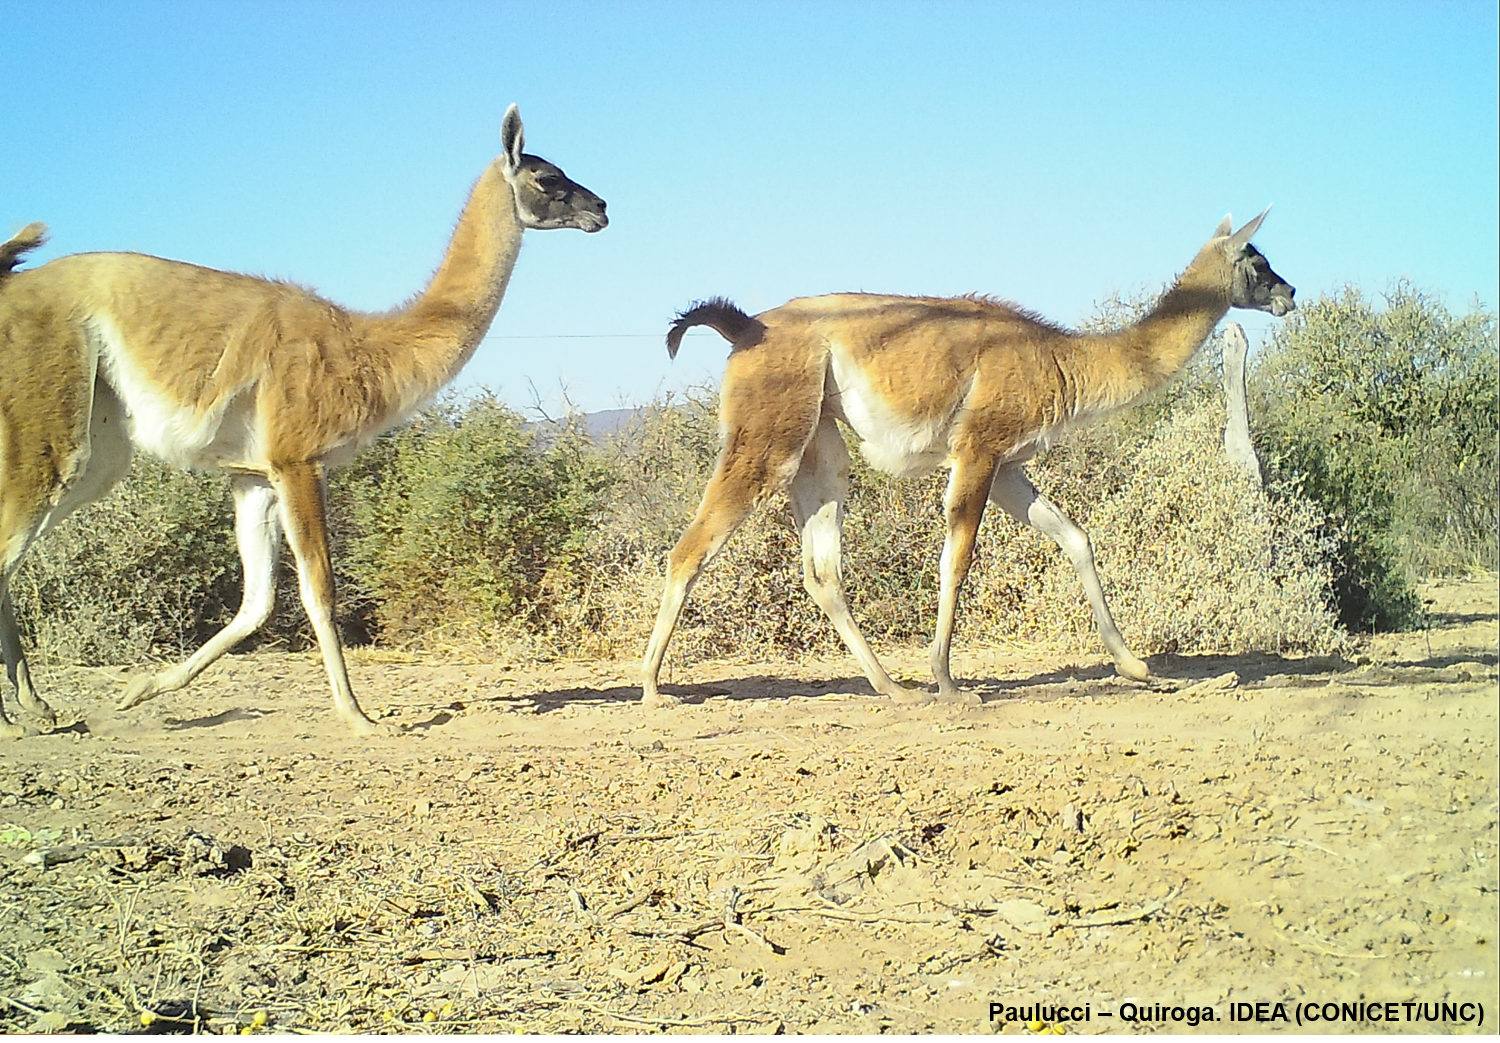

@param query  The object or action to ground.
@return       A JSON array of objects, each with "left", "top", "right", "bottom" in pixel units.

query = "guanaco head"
[
  {"left": 498, "top": 105, "right": 608, "bottom": 233},
  {"left": 1214, "top": 209, "right": 1295, "bottom": 317}
]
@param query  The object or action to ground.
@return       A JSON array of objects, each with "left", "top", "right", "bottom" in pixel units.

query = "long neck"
[
  {"left": 361, "top": 160, "right": 525, "bottom": 406},
  {"left": 1064, "top": 246, "right": 1231, "bottom": 415}
]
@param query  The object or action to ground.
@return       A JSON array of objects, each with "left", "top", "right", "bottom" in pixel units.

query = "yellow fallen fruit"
[
  {"left": 1027, "top": 1020, "right": 1046, "bottom": 1032},
  {"left": 139, "top": 1012, "right": 156, "bottom": 1028},
  {"left": 424, "top": 1012, "right": 437, "bottom": 1022},
  {"left": 251, "top": 1011, "right": 268, "bottom": 1028}
]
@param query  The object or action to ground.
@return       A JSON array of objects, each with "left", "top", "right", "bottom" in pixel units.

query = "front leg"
[
  {"left": 988, "top": 465, "right": 1149, "bottom": 681},
  {"left": 272, "top": 462, "right": 390, "bottom": 736}
]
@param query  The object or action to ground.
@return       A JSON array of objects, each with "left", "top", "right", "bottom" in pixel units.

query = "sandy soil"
[{"left": 0, "top": 578, "right": 1495, "bottom": 1035}]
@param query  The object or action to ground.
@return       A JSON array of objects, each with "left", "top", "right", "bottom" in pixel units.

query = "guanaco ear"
[
  {"left": 500, "top": 104, "right": 525, "bottom": 173},
  {"left": 1229, "top": 206, "right": 1271, "bottom": 250},
  {"left": 1214, "top": 215, "right": 1234, "bottom": 239}
]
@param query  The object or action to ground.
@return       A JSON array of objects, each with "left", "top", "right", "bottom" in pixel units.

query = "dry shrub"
[
  {"left": 12, "top": 389, "right": 1344, "bottom": 673},
  {"left": 966, "top": 405, "right": 1342, "bottom": 656},
  {"left": 12, "top": 460, "right": 240, "bottom": 666},
  {"left": 538, "top": 393, "right": 839, "bottom": 663},
  {"left": 554, "top": 393, "right": 1344, "bottom": 666}
]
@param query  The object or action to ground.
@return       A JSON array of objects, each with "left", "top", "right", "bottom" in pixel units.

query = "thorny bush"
[{"left": 12, "top": 284, "right": 1492, "bottom": 667}]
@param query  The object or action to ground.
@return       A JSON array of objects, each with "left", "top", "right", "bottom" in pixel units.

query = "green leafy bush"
[
  {"left": 1251, "top": 284, "right": 1498, "bottom": 630},
  {"left": 335, "top": 395, "right": 612, "bottom": 648}
]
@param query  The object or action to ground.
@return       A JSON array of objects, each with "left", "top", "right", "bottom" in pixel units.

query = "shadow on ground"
[{"left": 463, "top": 648, "right": 1366, "bottom": 716}]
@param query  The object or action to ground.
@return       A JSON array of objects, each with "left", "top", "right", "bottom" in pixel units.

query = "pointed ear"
[
  {"left": 1229, "top": 206, "right": 1271, "bottom": 250},
  {"left": 1214, "top": 214, "right": 1233, "bottom": 238},
  {"left": 500, "top": 104, "right": 525, "bottom": 173}
]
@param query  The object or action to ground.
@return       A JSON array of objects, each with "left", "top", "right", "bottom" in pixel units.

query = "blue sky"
[{"left": 7, "top": 1, "right": 1497, "bottom": 414}]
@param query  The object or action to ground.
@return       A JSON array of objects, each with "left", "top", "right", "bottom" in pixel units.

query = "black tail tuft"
[
  {"left": 666, "top": 296, "right": 755, "bottom": 359},
  {"left": 0, "top": 222, "right": 47, "bottom": 276}
]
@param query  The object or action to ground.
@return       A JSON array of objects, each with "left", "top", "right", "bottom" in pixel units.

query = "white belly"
[
  {"left": 826, "top": 345, "right": 956, "bottom": 478},
  {"left": 90, "top": 314, "right": 261, "bottom": 469}
]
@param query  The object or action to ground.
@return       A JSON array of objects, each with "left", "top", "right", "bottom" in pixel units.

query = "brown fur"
[
  {"left": 666, "top": 298, "right": 764, "bottom": 358},
  {"left": 0, "top": 107, "right": 606, "bottom": 737},
  {"left": 641, "top": 213, "right": 1294, "bottom": 707},
  {"left": 0, "top": 223, "right": 47, "bottom": 274}
]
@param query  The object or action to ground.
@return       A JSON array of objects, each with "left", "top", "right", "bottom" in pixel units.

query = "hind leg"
[
  {"left": 643, "top": 335, "right": 830, "bottom": 706},
  {"left": 0, "top": 379, "right": 134, "bottom": 733},
  {"left": 641, "top": 463, "right": 768, "bottom": 706},
  {"left": 929, "top": 451, "right": 1001, "bottom": 705},
  {"left": 0, "top": 584, "right": 52, "bottom": 729},
  {"left": 789, "top": 416, "right": 926, "bottom": 704},
  {"left": 641, "top": 419, "right": 817, "bottom": 706},
  {"left": 0, "top": 576, "right": 40, "bottom": 738},
  {"left": 0, "top": 504, "right": 51, "bottom": 737},
  {"left": 0, "top": 456, "right": 51, "bottom": 733},
  {"left": 0, "top": 513, "right": 56, "bottom": 735},
  {"left": 119, "top": 473, "right": 283, "bottom": 709}
]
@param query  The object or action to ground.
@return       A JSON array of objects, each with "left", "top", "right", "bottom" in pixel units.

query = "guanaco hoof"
[
  {"left": 644, "top": 211, "right": 1292, "bottom": 710},
  {"left": 0, "top": 108, "right": 606, "bottom": 737}
]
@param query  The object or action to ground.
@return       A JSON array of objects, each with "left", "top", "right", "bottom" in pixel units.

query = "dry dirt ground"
[{"left": 0, "top": 578, "right": 1495, "bottom": 1035}]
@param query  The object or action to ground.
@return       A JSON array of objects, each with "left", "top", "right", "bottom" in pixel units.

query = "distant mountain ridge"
[{"left": 525, "top": 406, "right": 641, "bottom": 442}]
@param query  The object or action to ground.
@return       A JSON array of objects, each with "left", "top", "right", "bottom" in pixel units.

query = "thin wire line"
[{"left": 489, "top": 331, "right": 716, "bottom": 340}]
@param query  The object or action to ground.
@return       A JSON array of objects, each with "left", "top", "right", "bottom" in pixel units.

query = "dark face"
[
  {"left": 1232, "top": 244, "right": 1295, "bottom": 317},
  {"left": 511, "top": 155, "right": 608, "bottom": 233}
]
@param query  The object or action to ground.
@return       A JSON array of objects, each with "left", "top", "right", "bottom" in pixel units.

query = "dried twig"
[
  {"left": 1068, "top": 888, "right": 1178, "bottom": 929},
  {"left": 727, "top": 920, "right": 785, "bottom": 954},
  {"left": 21, "top": 833, "right": 143, "bottom": 868},
  {"left": 717, "top": 884, "right": 786, "bottom": 953},
  {"left": 763, "top": 903, "right": 952, "bottom": 926},
  {"left": 402, "top": 948, "right": 477, "bottom": 963},
  {"left": 1271, "top": 837, "right": 1358, "bottom": 863},
  {"left": 1, "top": 995, "right": 45, "bottom": 1017},
  {"left": 1282, "top": 936, "right": 1397, "bottom": 960},
  {"left": 626, "top": 919, "right": 722, "bottom": 943},
  {"left": 599, "top": 889, "right": 652, "bottom": 919}
]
